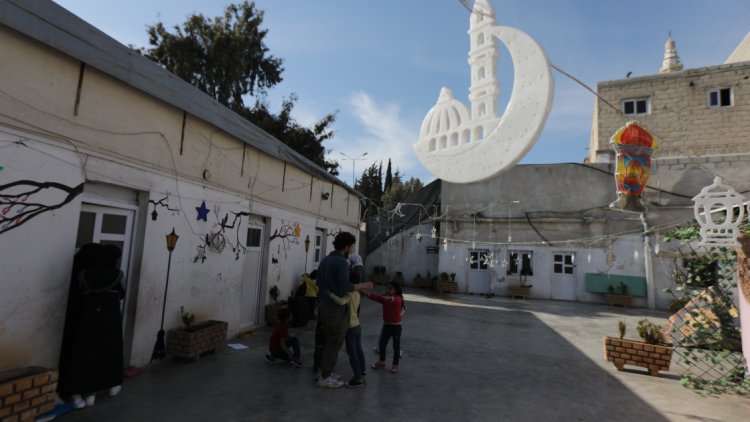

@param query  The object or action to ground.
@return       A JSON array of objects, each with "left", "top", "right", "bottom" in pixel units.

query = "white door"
[
  {"left": 552, "top": 252, "right": 576, "bottom": 300},
  {"left": 240, "top": 218, "right": 264, "bottom": 328},
  {"left": 468, "top": 249, "right": 490, "bottom": 294},
  {"left": 313, "top": 229, "right": 325, "bottom": 271},
  {"left": 75, "top": 203, "right": 136, "bottom": 326}
]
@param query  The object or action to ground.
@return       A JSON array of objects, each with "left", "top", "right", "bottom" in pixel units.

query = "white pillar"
[{"left": 641, "top": 213, "right": 656, "bottom": 309}]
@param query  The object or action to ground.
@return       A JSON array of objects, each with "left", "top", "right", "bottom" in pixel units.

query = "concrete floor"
[{"left": 58, "top": 288, "right": 749, "bottom": 422}]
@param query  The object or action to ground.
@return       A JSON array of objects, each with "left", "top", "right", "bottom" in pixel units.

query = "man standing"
[{"left": 316, "top": 232, "right": 372, "bottom": 388}]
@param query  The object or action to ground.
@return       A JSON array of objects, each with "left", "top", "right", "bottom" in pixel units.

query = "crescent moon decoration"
[{"left": 414, "top": 1, "right": 554, "bottom": 183}]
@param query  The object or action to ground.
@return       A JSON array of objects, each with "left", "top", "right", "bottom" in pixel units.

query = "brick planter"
[
  {"left": 167, "top": 320, "right": 227, "bottom": 361},
  {"left": 0, "top": 366, "right": 57, "bottom": 422},
  {"left": 508, "top": 286, "right": 531, "bottom": 299},
  {"left": 604, "top": 337, "right": 673, "bottom": 376},
  {"left": 604, "top": 293, "right": 633, "bottom": 307},
  {"left": 437, "top": 280, "right": 457, "bottom": 293}
]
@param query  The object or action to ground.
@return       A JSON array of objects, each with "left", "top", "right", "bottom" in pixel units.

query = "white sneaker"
[
  {"left": 109, "top": 385, "right": 122, "bottom": 397},
  {"left": 71, "top": 394, "right": 85, "bottom": 409},
  {"left": 316, "top": 375, "right": 344, "bottom": 388},
  {"left": 85, "top": 394, "right": 95, "bottom": 406}
]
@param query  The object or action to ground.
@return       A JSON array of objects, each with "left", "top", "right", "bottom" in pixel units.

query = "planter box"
[
  {"left": 167, "top": 320, "right": 227, "bottom": 361},
  {"left": 605, "top": 293, "right": 632, "bottom": 307},
  {"left": 413, "top": 277, "right": 432, "bottom": 289},
  {"left": 604, "top": 337, "right": 673, "bottom": 376},
  {"left": 437, "top": 280, "right": 457, "bottom": 293},
  {"left": 0, "top": 366, "right": 57, "bottom": 421},
  {"left": 508, "top": 286, "right": 531, "bottom": 299}
]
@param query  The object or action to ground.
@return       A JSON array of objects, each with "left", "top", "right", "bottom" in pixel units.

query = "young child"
[
  {"left": 367, "top": 281, "right": 405, "bottom": 373},
  {"left": 326, "top": 271, "right": 368, "bottom": 388},
  {"left": 265, "top": 308, "right": 302, "bottom": 367}
]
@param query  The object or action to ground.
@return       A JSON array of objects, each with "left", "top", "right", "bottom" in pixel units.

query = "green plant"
[
  {"left": 617, "top": 321, "right": 626, "bottom": 339},
  {"left": 269, "top": 285, "right": 280, "bottom": 303},
  {"left": 637, "top": 319, "right": 663, "bottom": 345},
  {"left": 439, "top": 272, "right": 450, "bottom": 282},
  {"left": 450, "top": 272, "right": 456, "bottom": 281}
]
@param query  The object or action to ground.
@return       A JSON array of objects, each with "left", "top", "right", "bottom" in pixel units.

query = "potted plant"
[
  {"left": 265, "top": 285, "right": 287, "bottom": 326},
  {"left": 167, "top": 306, "right": 228, "bottom": 361},
  {"left": 604, "top": 319, "right": 673, "bottom": 376},
  {"left": 604, "top": 281, "right": 632, "bottom": 307},
  {"left": 437, "top": 272, "right": 457, "bottom": 293}
]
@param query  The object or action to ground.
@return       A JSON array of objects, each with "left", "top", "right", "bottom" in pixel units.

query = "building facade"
[{"left": 0, "top": 1, "right": 360, "bottom": 371}]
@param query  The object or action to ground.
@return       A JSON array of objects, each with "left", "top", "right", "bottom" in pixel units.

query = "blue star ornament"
[{"left": 196, "top": 201, "right": 210, "bottom": 221}]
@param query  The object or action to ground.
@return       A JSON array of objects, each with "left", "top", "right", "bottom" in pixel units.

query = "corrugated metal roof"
[{"left": 0, "top": 0, "right": 359, "bottom": 196}]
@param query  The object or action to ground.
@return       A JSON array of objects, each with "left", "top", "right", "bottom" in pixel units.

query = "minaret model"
[
  {"left": 659, "top": 33, "right": 684, "bottom": 74},
  {"left": 468, "top": 0, "right": 500, "bottom": 139}
]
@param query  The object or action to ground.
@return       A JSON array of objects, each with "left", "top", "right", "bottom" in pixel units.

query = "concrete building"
[
  {"left": 368, "top": 31, "right": 750, "bottom": 311},
  {"left": 0, "top": 0, "right": 360, "bottom": 372}
]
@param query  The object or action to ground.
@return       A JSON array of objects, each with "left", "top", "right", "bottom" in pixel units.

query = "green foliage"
[
  {"left": 357, "top": 162, "right": 383, "bottom": 217},
  {"left": 663, "top": 222, "right": 747, "bottom": 396},
  {"left": 384, "top": 159, "right": 393, "bottom": 193},
  {"left": 636, "top": 319, "right": 662, "bottom": 345},
  {"left": 269, "top": 285, "right": 280, "bottom": 303},
  {"left": 382, "top": 175, "right": 424, "bottom": 211},
  {"left": 143, "top": 1, "right": 339, "bottom": 174},
  {"left": 617, "top": 320, "right": 626, "bottom": 340},
  {"left": 144, "top": 2, "right": 282, "bottom": 111}
]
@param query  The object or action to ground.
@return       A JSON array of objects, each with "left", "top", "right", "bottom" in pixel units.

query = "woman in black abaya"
[{"left": 58, "top": 243, "right": 125, "bottom": 408}]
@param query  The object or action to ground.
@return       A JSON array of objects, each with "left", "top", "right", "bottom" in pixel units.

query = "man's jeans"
[{"left": 318, "top": 305, "right": 347, "bottom": 378}]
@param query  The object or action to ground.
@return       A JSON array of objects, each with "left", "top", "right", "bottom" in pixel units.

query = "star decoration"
[
  {"left": 415, "top": 232, "right": 423, "bottom": 242},
  {"left": 431, "top": 226, "right": 437, "bottom": 239},
  {"left": 294, "top": 223, "right": 301, "bottom": 238},
  {"left": 196, "top": 201, "right": 210, "bottom": 221}
]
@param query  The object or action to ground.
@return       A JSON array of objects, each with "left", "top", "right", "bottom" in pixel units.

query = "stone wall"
[{"left": 591, "top": 61, "right": 750, "bottom": 162}]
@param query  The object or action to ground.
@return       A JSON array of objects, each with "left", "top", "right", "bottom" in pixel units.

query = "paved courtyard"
[{"left": 58, "top": 288, "right": 749, "bottom": 422}]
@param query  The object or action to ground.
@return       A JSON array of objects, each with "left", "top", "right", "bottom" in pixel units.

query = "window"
[
  {"left": 470, "top": 250, "right": 489, "bottom": 270},
  {"left": 708, "top": 88, "right": 732, "bottom": 108},
  {"left": 246, "top": 227, "right": 262, "bottom": 247},
  {"left": 553, "top": 254, "right": 574, "bottom": 274},
  {"left": 314, "top": 230, "right": 325, "bottom": 266},
  {"left": 622, "top": 98, "right": 649, "bottom": 115},
  {"left": 508, "top": 251, "right": 533, "bottom": 275}
]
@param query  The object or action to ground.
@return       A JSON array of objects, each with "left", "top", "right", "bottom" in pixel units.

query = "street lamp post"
[
  {"left": 339, "top": 152, "right": 368, "bottom": 187},
  {"left": 151, "top": 228, "right": 179, "bottom": 362}
]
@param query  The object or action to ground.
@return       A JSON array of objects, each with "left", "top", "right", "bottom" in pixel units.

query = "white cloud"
[{"left": 335, "top": 91, "right": 430, "bottom": 181}]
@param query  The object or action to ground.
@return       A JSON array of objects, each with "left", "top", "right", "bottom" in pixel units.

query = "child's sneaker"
[
  {"left": 371, "top": 361, "right": 385, "bottom": 370},
  {"left": 265, "top": 353, "right": 275, "bottom": 362},
  {"left": 346, "top": 378, "right": 365, "bottom": 388},
  {"left": 290, "top": 359, "right": 302, "bottom": 368},
  {"left": 108, "top": 385, "right": 122, "bottom": 397},
  {"left": 317, "top": 375, "right": 344, "bottom": 388},
  {"left": 391, "top": 365, "right": 400, "bottom": 374}
]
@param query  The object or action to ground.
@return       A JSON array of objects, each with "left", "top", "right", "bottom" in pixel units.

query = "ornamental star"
[{"left": 196, "top": 201, "right": 210, "bottom": 221}]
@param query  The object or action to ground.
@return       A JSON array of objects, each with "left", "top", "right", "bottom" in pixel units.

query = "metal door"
[
  {"left": 468, "top": 249, "right": 490, "bottom": 294},
  {"left": 551, "top": 252, "right": 576, "bottom": 300},
  {"left": 240, "top": 218, "right": 265, "bottom": 328}
]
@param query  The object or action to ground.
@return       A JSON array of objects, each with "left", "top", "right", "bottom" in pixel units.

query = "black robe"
[{"left": 58, "top": 244, "right": 125, "bottom": 396}]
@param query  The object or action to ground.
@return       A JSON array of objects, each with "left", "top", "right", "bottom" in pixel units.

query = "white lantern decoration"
[{"left": 692, "top": 176, "right": 745, "bottom": 247}]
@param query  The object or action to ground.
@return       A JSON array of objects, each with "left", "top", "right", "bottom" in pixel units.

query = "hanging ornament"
[
  {"left": 654, "top": 242, "right": 660, "bottom": 255},
  {"left": 415, "top": 232, "right": 423, "bottom": 242},
  {"left": 443, "top": 238, "right": 448, "bottom": 252},
  {"left": 692, "top": 176, "right": 745, "bottom": 247},
  {"left": 587, "top": 251, "right": 592, "bottom": 264},
  {"left": 431, "top": 226, "right": 437, "bottom": 239},
  {"left": 609, "top": 121, "right": 658, "bottom": 213},
  {"left": 151, "top": 209, "right": 158, "bottom": 221},
  {"left": 196, "top": 201, "right": 210, "bottom": 221},
  {"left": 633, "top": 250, "right": 639, "bottom": 261}
]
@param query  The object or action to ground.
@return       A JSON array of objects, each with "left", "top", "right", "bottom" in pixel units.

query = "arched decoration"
[
  {"left": 429, "top": 138, "right": 436, "bottom": 152},
  {"left": 451, "top": 133, "right": 459, "bottom": 146}
]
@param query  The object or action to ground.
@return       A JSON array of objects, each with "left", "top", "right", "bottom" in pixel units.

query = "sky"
[{"left": 53, "top": 0, "right": 750, "bottom": 185}]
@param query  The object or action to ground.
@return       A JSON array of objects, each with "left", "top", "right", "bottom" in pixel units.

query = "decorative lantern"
[
  {"left": 609, "top": 121, "right": 658, "bottom": 213},
  {"left": 692, "top": 177, "right": 745, "bottom": 247}
]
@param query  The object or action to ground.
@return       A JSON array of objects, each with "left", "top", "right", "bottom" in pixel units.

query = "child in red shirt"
[
  {"left": 367, "top": 281, "right": 405, "bottom": 373},
  {"left": 266, "top": 308, "right": 301, "bottom": 367}
]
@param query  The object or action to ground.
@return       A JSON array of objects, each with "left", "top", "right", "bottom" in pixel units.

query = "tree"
[
  {"left": 382, "top": 174, "right": 423, "bottom": 210},
  {"left": 384, "top": 159, "right": 393, "bottom": 193},
  {"left": 143, "top": 1, "right": 339, "bottom": 174},
  {"left": 356, "top": 162, "right": 383, "bottom": 217}
]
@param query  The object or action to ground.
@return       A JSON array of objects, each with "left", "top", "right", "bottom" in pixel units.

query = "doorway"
[
  {"left": 552, "top": 252, "right": 576, "bottom": 300},
  {"left": 468, "top": 249, "right": 490, "bottom": 294},
  {"left": 75, "top": 203, "right": 137, "bottom": 337},
  {"left": 240, "top": 217, "right": 265, "bottom": 329}
]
